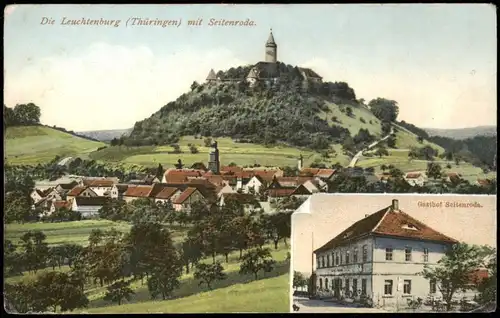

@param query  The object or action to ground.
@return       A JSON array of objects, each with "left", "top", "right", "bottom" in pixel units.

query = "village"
[{"left": 30, "top": 140, "right": 494, "bottom": 220}]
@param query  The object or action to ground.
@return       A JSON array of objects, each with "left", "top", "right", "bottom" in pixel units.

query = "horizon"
[{"left": 4, "top": 4, "right": 497, "bottom": 131}]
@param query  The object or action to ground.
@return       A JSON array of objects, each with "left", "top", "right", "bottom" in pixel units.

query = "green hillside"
[{"left": 5, "top": 126, "right": 106, "bottom": 165}]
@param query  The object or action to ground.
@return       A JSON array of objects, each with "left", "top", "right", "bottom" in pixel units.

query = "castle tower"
[
  {"left": 265, "top": 29, "right": 277, "bottom": 63},
  {"left": 208, "top": 141, "right": 220, "bottom": 174}
]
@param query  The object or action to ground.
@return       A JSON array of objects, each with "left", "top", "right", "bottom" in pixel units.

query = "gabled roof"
[
  {"left": 66, "top": 186, "right": 97, "bottom": 197},
  {"left": 314, "top": 203, "right": 458, "bottom": 253},
  {"left": 206, "top": 69, "right": 217, "bottom": 81},
  {"left": 82, "top": 179, "right": 115, "bottom": 187},
  {"left": 221, "top": 166, "right": 243, "bottom": 173},
  {"left": 172, "top": 187, "right": 199, "bottom": 204},
  {"left": 316, "top": 169, "right": 336, "bottom": 179},
  {"left": 266, "top": 30, "right": 276, "bottom": 46},
  {"left": 57, "top": 180, "right": 79, "bottom": 190},
  {"left": 476, "top": 179, "right": 492, "bottom": 187},
  {"left": 290, "top": 184, "right": 312, "bottom": 196},
  {"left": 163, "top": 169, "right": 204, "bottom": 183},
  {"left": 123, "top": 185, "right": 153, "bottom": 198},
  {"left": 268, "top": 188, "right": 296, "bottom": 198},
  {"left": 52, "top": 200, "right": 72, "bottom": 210},
  {"left": 275, "top": 176, "right": 314, "bottom": 188},
  {"left": 114, "top": 184, "right": 129, "bottom": 193},
  {"left": 148, "top": 183, "right": 171, "bottom": 198},
  {"left": 299, "top": 168, "right": 320, "bottom": 176},
  {"left": 74, "top": 196, "right": 108, "bottom": 206},
  {"left": 252, "top": 170, "right": 278, "bottom": 183},
  {"left": 155, "top": 187, "right": 180, "bottom": 200}
]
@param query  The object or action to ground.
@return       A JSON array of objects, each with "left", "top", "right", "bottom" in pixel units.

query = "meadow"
[
  {"left": 5, "top": 126, "right": 105, "bottom": 165},
  {"left": 5, "top": 220, "right": 291, "bottom": 313}
]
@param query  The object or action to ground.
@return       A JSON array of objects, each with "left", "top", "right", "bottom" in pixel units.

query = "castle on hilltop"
[{"left": 205, "top": 29, "right": 322, "bottom": 87}]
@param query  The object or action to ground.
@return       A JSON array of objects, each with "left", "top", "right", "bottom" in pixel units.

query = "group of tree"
[{"left": 4, "top": 103, "right": 41, "bottom": 127}]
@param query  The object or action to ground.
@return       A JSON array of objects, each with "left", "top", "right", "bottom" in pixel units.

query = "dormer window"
[{"left": 402, "top": 223, "right": 419, "bottom": 231}]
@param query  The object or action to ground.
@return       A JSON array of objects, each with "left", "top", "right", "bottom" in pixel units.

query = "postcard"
[
  {"left": 290, "top": 193, "right": 496, "bottom": 313},
  {"left": 3, "top": 3, "right": 496, "bottom": 314}
]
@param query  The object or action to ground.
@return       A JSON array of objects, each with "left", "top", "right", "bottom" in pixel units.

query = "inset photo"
[{"left": 290, "top": 193, "right": 496, "bottom": 313}]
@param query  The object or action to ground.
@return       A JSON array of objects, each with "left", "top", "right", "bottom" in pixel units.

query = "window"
[
  {"left": 325, "top": 278, "right": 329, "bottom": 290},
  {"left": 319, "top": 278, "right": 323, "bottom": 290},
  {"left": 384, "top": 280, "right": 393, "bottom": 295},
  {"left": 353, "top": 279, "right": 358, "bottom": 295},
  {"left": 403, "top": 280, "right": 412, "bottom": 295},
  {"left": 327, "top": 254, "right": 330, "bottom": 267},
  {"left": 322, "top": 256, "right": 325, "bottom": 268},
  {"left": 340, "top": 253, "right": 343, "bottom": 265},
  {"left": 385, "top": 248, "right": 393, "bottom": 261},
  {"left": 346, "top": 251, "right": 350, "bottom": 264},
  {"left": 362, "top": 245, "right": 368, "bottom": 262},
  {"left": 345, "top": 279, "right": 350, "bottom": 293},
  {"left": 423, "top": 248, "right": 429, "bottom": 262},
  {"left": 430, "top": 280, "right": 436, "bottom": 294},
  {"left": 316, "top": 257, "right": 320, "bottom": 269},
  {"left": 353, "top": 248, "right": 358, "bottom": 263},
  {"left": 335, "top": 253, "right": 339, "bottom": 266},
  {"left": 405, "top": 247, "right": 412, "bottom": 261},
  {"left": 361, "top": 279, "right": 367, "bottom": 295}
]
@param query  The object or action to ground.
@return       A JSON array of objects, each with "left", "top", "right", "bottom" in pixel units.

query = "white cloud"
[
  {"left": 300, "top": 57, "right": 497, "bottom": 129},
  {"left": 4, "top": 43, "right": 248, "bottom": 131}
]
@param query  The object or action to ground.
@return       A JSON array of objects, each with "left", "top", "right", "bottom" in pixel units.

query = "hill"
[
  {"left": 101, "top": 63, "right": 444, "bottom": 169},
  {"left": 425, "top": 125, "right": 497, "bottom": 140},
  {"left": 77, "top": 128, "right": 133, "bottom": 142},
  {"left": 5, "top": 125, "right": 106, "bottom": 165}
]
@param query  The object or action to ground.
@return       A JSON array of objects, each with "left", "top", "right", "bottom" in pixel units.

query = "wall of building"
[{"left": 90, "top": 186, "right": 111, "bottom": 196}]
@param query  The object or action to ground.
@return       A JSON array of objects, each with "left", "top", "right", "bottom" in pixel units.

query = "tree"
[
  {"left": 174, "top": 159, "right": 184, "bottom": 169},
  {"left": 380, "top": 164, "right": 388, "bottom": 172},
  {"left": 421, "top": 243, "right": 484, "bottom": 311},
  {"left": 155, "top": 163, "right": 164, "bottom": 180},
  {"left": 345, "top": 107, "right": 353, "bottom": 117},
  {"left": 293, "top": 271, "right": 307, "bottom": 291},
  {"left": 368, "top": 98, "right": 399, "bottom": 122},
  {"left": 374, "top": 145, "right": 389, "bottom": 158},
  {"left": 180, "top": 238, "right": 203, "bottom": 274},
  {"left": 20, "top": 230, "right": 50, "bottom": 274},
  {"left": 189, "top": 144, "right": 199, "bottom": 154},
  {"left": 193, "top": 262, "right": 227, "bottom": 290},
  {"left": 476, "top": 247, "right": 497, "bottom": 304},
  {"left": 190, "top": 81, "right": 199, "bottom": 91},
  {"left": 239, "top": 247, "right": 276, "bottom": 280},
  {"left": 13, "top": 103, "right": 41, "bottom": 125},
  {"left": 147, "top": 267, "right": 181, "bottom": 300},
  {"left": 387, "top": 135, "right": 396, "bottom": 148},
  {"left": 427, "top": 162, "right": 442, "bottom": 180},
  {"left": 103, "top": 280, "right": 135, "bottom": 306},
  {"left": 417, "top": 136, "right": 424, "bottom": 143},
  {"left": 204, "top": 137, "right": 213, "bottom": 147},
  {"left": 4, "top": 191, "right": 35, "bottom": 223}
]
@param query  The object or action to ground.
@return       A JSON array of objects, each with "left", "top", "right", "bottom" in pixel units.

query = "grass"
[
  {"left": 319, "top": 102, "right": 384, "bottom": 137},
  {"left": 4, "top": 219, "right": 186, "bottom": 247},
  {"left": 89, "top": 136, "right": 351, "bottom": 168},
  {"left": 5, "top": 220, "right": 291, "bottom": 313},
  {"left": 5, "top": 126, "right": 105, "bottom": 165}
]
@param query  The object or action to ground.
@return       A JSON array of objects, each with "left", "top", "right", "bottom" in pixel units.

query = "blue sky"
[{"left": 4, "top": 4, "right": 497, "bottom": 131}]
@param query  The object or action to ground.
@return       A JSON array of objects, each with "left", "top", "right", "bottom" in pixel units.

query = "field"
[
  {"left": 5, "top": 220, "right": 291, "bottom": 313},
  {"left": 357, "top": 149, "right": 496, "bottom": 183},
  {"left": 5, "top": 126, "right": 105, "bottom": 165},
  {"left": 89, "top": 136, "right": 351, "bottom": 168}
]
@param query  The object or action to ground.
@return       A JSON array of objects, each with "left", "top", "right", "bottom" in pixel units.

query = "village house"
[
  {"left": 30, "top": 189, "right": 46, "bottom": 204},
  {"left": 110, "top": 184, "right": 129, "bottom": 199},
  {"left": 444, "top": 172, "right": 463, "bottom": 183},
  {"left": 172, "top": 187, "right": 209, "bottom": 212},
  {"left": 122, "top": 185, "right": 154, "bottom": 203},
  {"left": 66, "top": 186, "right": 98, "bottom": 201},
  {"left": 71, "top": 196, "right": 108, "bottom": 219},
  {"left": 33, "top": 197, "right": 52, "bottom": 213},
  {"left": 313, "top": 199, "right": 460, "bottom": 309},
  {"left": 404, "top": 172, "right": 427, "bottom": 187},
  {"left": 81, "top": 178, "right": 116, "bottom": 196},
  {"left": 127, "top": 174, "right": 160, "bottom": 185},
  {"left": 162, "top": 168, "right": 205, "bottom": 183},
  {"left": 154, "top": 186, "right": 182, "bottom": 204},
  {"left": 55, "top": 180, "right": 79, "bottom": 196},
  {"left": 48, "top": 199, "right": 73, "bottom": 216},
  {"left": 476, "top": 179, "right": 493, "bottom": 187}
]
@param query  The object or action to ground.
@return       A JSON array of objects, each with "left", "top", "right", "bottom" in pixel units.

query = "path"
[
  {"left": 347, "top": 127, "right": 394, "bottom": 168},
  {"left": 57, "top": 156, "right": 73, "bottom": 166},
  {"left": 292, "top": 297, "right": 389, "bottom": 313}
]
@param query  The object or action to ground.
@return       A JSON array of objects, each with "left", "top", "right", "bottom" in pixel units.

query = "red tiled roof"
[
  {"left": 252, "top": 170, "right": 279, "bottom": 182},
  {"left": 123, "top": 185, "right": 153, "bottom": 197},
  {"left": 477, "top": 179, "right": 492, "bottom": 186},
  {"left": 406, "top": 173, "right": 422, "bottom": 179},
  {"left": 67, "top": 186, "right": 86, "bottom": 197},
  {"left": 234, "top": 171, "right": 256, "bottom": 179},
  {"left": 275, "top": 176, "right": 314, "bottom": 188},
  {"left": 155, "top": 187, "right": 180, "bottom": 200},
  {"left": 148, "top": 183, "right": 171, "bottom": 197},
  {"left": 163, "top": 169, "right": 204, "bottom": 183},
  {"left": 299, "top": 168, "right": 320, "bottom": 176},
  {"left": 82, "top": 179, "right": 115, "bottom": 187},
  {"left": 221, "top": 166, "right": 243, "bottom": 173},
  {"left": 316, "top": 169, "right": 336, "bottom": 178},
  {"left": 204, "top": 175, "right": 225, "bottom": 187},
  {"left": 53, "top": 200, "right": 72, "bottom": 209},
  {"left": 172, "top": 187, "right": 198, "bottom": 204},
  {"left": 315, "top": 202, "right": 458, "bottom": 253},
  {"left": 268, "top": 188, "right": 296, "bottom": 198}
]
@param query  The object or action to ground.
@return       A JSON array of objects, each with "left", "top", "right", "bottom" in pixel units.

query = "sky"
[{"left": 4, "top": 4, "right": 497, "bottom": 131}]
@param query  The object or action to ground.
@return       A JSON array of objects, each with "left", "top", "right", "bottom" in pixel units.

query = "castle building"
[{"left": 205, "top": 29, "right": 323, "bottom": 86}]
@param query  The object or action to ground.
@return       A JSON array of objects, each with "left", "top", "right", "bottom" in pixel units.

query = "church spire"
[{"left": 266, "top": 28, "right": 276, "bottom": 47}]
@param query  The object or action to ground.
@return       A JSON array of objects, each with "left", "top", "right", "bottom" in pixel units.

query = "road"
[
  {"left": 347, "top": 127, "right": 395, "bottom": 168},
  {"left": 292, "top": 297, "right": 389, "bottom": 313}
]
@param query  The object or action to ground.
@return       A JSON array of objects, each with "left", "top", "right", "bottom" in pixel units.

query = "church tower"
[
  {"left": 265, "top": 29, "right": 277, "bottom": 63},
  {"left": 208, "top": 141, "right": 220, "bottom": 174}
]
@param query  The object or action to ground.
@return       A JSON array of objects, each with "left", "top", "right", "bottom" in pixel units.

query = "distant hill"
[
  {"left": 425, "top": 126, "right": 497, "bottom": 140},
  {"left": 77, "top": 128, "right": 133, "bottom": 142},
  {"left": 5, "top": 126, "right": 106, "bottom": 165}
]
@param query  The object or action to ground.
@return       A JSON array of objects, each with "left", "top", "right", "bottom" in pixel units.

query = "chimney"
[{"left": 392, "top": 199, "right": 399, "bottom": 211}]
